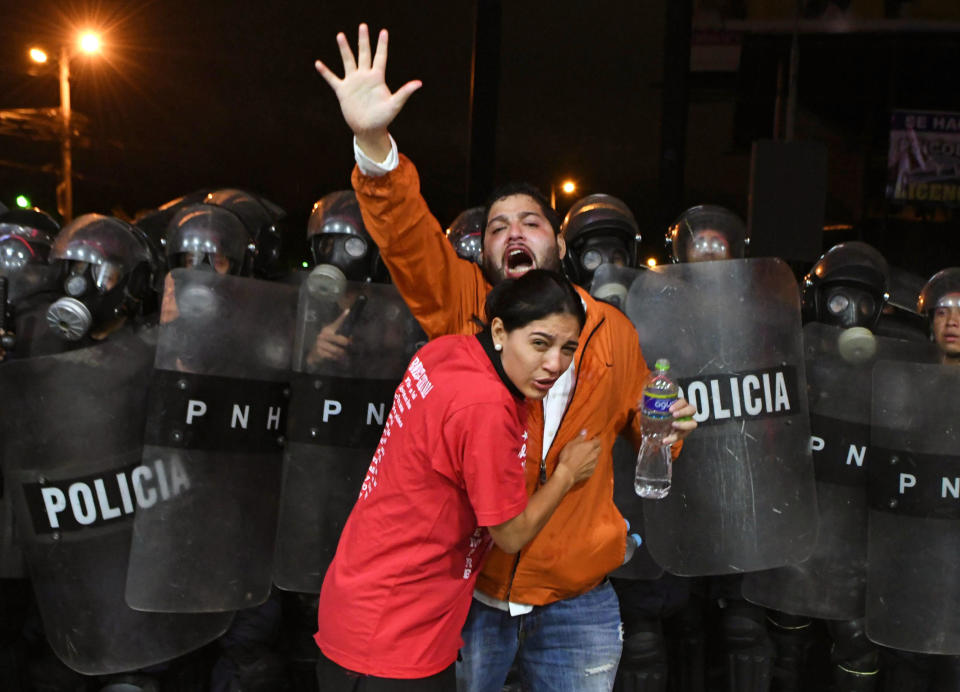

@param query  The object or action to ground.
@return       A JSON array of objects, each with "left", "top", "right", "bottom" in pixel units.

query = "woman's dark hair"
[
  {"left": 483, "top": 269, "right": 586, "bottom": 332},
  {"left": 481, "top": 182, "right": 560, "bottom": 242}
]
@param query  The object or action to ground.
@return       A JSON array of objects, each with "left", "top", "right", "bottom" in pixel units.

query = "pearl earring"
[{"left": 494, "top": 343, "right": 502, "bottom": 352}]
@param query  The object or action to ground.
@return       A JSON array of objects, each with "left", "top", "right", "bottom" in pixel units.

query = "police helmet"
[
  {"left": 918, "top": 267, "right": 960, "bottom": 318},
  {"left": 801, "top": 241, "right": 889, "bottom": 329},
  {"left": 0, "top": 206, "right": 62, "bottom": 304},
  {"left": 204, "top": 189, "right": 285, "bottom": 279},
  {"left": 445, "top": 207, "right": 484, "bottom": 264},
  {"left": 561, "top": 194, "right": 640, "bottom": 287},
  {"left": 307, "top": 191, "right": 387, "bottom": 283},
  {"left": 666, "top": 205, "right": 747, "bottom": 263},
  {"left": 165, "top": 204, "right": 253, "bottom": 276}
]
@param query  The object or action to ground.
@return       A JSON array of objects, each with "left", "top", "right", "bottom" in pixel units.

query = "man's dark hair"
[
  {"left": 483, "top": 269, "right": 585, "bottom": 333},
  {"left": 481, "top": 183, "right": 560, "bottom": 242}
]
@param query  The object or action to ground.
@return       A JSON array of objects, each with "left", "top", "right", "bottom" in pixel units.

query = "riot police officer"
[
  {"left": 445, "top": 206, "right": 484, "bottom": 264},
  {"left": 859, "top": 270, "right": 960, "bottom": 691},
  {"left": 785, "top": 241, "right": 892, "bottom": 691},
  {"left": 158, "top": 199, "right": 291, "bottom": 692},
  {"left": 665, "top": 204, "right": 747, "bottom": 264},
  {"left": 561, "top": 193, "right": 641, "bottom": 310},
  {"left": 610, "top": 203, "right": 750, "bottom": 692},
  {"left": 665, "top": 204, "right": 778, "bottom": 692},
  {"left": 45, "top": 213, "right": 161, "bottom": 344},
  {"left": 919, "top": 267, "right": 960, "bottom": 366},
  {"left": 0, "top": 204, "right": 62, "bottom": 360},
  {"left": 307, "top": 190, "right": 388, "bottom": 283}
]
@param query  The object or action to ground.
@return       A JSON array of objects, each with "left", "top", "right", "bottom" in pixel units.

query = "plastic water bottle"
[{"left": 635, "top": 358, "right": 678, "bottom": 499}]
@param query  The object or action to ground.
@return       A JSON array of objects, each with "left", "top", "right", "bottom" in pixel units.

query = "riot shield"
[
  {"left": 606, "top": 435, "right": 664, "bottom": 580},
  {"left": 125, "top": 270, "right": 296, "bottom": 612},
  {"left": 590, "top": 266, "right": 664, "bottom": 580},
  {"left": 0, "top": 470, "right": 24, "bottom": 578},
  {"left": 0, "top": 330, "right": 231, "bottom": 674},
  {"left": 618, "top": 259, "right": 816, "bottom": 576},
  {"left": 273, "top": 274, "right": 426, "bottom": 592},
  {"left": 866, "top": 360, "right": 960, "bottom": 654},
  {"left": 743, "top": 324, "right": 937, "bottom": 619}
]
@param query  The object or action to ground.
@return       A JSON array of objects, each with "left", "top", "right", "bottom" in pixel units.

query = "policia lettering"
[
  {"left": 24, "top": 458, "right": 190, "bottom": 534},
  {"left": 677, "top": 366, "right": 797, "bottom": 426}
]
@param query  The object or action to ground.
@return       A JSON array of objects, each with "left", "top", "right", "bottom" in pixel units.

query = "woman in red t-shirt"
[{"left": 315, "top": 269, "right": 601, "bottom": 691}]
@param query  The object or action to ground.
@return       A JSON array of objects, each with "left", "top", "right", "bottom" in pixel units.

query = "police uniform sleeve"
[
  {"left": 352, "top": 155, "right": 489, "bottom": 339},
  {"left": 438, "top": 402, "right": 528, "bottom": 527}
]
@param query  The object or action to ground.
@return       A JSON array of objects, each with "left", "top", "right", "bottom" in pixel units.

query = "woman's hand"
[
  {"left": 555, "top": 430, "right": 601, "bottom": 487},
  {"left": 315, "top": 24, "right": 422, "bottom": 161},
  {"left": 661, "top": 398, "right": 697, "bottom": 446}
]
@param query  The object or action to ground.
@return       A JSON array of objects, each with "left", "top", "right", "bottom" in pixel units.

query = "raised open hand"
[{"left": 315, "top": 24, "right": 422, "bottom": 161}]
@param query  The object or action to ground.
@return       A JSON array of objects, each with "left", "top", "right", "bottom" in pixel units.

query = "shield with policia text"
[
  {"left": 743, "top": 323, "right": 938, "bottom": 619},
  {"left": 125, "top": 269, "right": 296, "bottom": 612},
  {"left": 273, "top": 270, "right": 426, "bottom": 592},
  {"left": 866, "top": 361, "right": 960, "bottom": 654},
  {"left": 612, "top": 258, "right": 817, "bottom": 576},
  {"left": 0, "top": 330, "right": 231, "bottom": 674}
]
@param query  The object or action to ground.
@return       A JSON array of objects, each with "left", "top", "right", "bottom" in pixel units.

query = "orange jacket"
[{"left": 353, "top": 155, "right": 656, "bottom": 604}]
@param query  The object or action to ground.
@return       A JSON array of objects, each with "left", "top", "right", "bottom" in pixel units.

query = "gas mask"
[
  {"left": 46, "top": 260, "right": 128, "bottom": 340},
  {"left": 569, "top": 235, "right": 631, "bottom": 288},
  {"left": 310, "top": 235, "right": 373, "bottom": 282},
  {"left": 819, "top": 284, "right": 880, "bottom": 330}
]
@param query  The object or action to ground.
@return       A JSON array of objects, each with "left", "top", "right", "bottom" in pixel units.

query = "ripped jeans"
[{"left": 456, "top": 580, "right": 622, "bottom": 692}]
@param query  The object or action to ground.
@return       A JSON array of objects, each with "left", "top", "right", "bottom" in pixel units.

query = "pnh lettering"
[
  {"left": 898, "top": 474, "right": 960, "bottom": 499},
  {"left": 809, "top": 437, "right": 867, "bottom": 468},
  {"left": 185, "top": 399, "right": 283, "bottom": 430}
]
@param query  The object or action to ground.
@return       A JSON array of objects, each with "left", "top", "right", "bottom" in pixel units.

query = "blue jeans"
[{"left": 457, "top": 580, "right": 623, "bottom": 692}]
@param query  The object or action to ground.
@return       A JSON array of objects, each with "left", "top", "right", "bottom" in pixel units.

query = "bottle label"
[{"left": 643, "top": 391, "right": 676, "bottom": 418}]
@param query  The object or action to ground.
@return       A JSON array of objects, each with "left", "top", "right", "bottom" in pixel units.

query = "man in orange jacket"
[{"left": 315, "top": 24, "right": 697, "bottom": 691}]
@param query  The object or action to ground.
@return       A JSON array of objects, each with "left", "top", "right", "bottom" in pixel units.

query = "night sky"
[{"left": 1, "top": 1, "right": 960, "bottom": 275}]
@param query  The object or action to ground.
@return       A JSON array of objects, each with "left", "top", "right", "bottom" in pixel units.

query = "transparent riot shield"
[
  {"left": 273, "top": 274, "right": 426, "bottom": 592},
  {"left": 615, "top": 259, "right": 817, "bottom": 576},
  {"left": 0, "top": 330, "right": 231, "bottom": 674},
  {"left": 743, "top": 324, "right": 938, "bottom": 619},
  {"left": 866, "top": 360, "right": 960, "bottom": 654},
  {"left": 606, "top": 435, "right": 664, "bottom": 580},
  {"left": 590, "top": 265, "right": 665, "bottom": 580},
  {"left": 125, "top": 270, "right": 296, "bottom": 612},
  {"left": 0, "top": 474, "right": 24, "bottom": 578}
]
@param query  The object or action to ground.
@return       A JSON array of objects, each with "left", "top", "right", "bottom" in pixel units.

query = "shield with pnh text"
[
  {"left": 743, "top": 323, "right": 938, "bottom": 619},
  {"left": 620, "top": 258, "right": 817, "bottom": 576},
  {"left": 866, "top": 360, "right": 960, "bottom": 654},
  {"left": 124, "top": 269, "right": 296, "bottom": 612},
  {"left": 0, "top": 328, "right": 231, "bottom": 674},
  {"left": 273, "top": 272, "right": 426, "bottom": 592}
]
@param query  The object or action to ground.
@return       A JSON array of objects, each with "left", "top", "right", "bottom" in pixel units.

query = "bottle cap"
[{"left": 654, "top": 358, "right": 670, "bottom": 372}]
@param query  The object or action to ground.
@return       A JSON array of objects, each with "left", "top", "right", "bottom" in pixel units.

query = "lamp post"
[
  {"left": 28, "top": 31, "right": 101, "bottom": 223},
  {"left": 550, "top": 179, "right": 577, "bottom": 211}
]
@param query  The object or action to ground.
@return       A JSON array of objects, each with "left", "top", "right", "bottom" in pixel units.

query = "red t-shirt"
[{"left": 315, "top": 334, "right": 529, "bottom": 678}]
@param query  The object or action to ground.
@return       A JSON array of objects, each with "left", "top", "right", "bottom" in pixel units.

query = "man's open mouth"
[{"left": 505, "top": 247, "right": 535, "bottom": 277}]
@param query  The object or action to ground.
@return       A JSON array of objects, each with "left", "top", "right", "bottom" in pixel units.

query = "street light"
[
  {"left": 28, "top": 30, "right": 102, "bottom": 223},
  {"left": 550, "top": 178, "right": 578, "bottom": 210}
]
